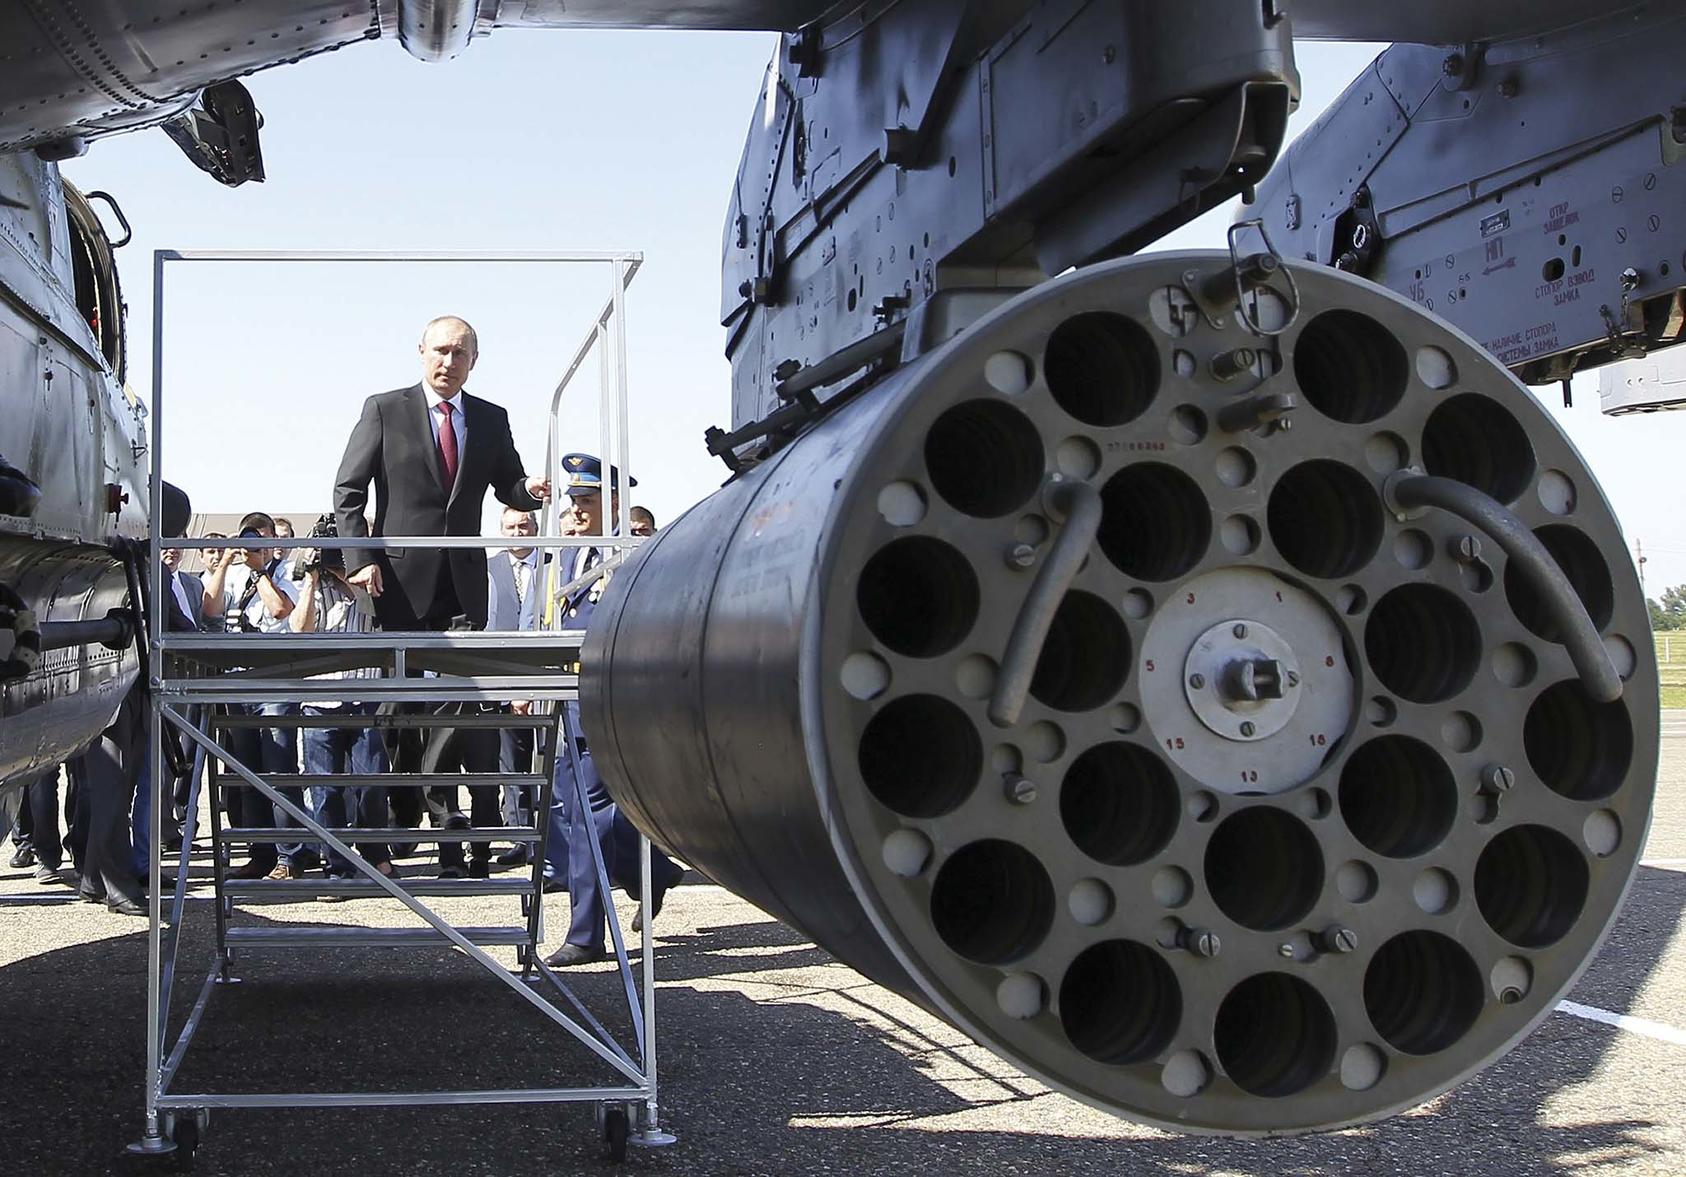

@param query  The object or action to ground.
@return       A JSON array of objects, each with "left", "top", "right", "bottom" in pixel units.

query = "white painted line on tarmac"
[
  {"left": 1642, "top": 858, "right": 1686, "bottom": 870},
  {"left": 1556, "top": 1000, "right": 1686, "bottom": 1047}
]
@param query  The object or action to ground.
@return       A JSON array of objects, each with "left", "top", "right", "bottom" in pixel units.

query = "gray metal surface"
[
  {"left": 1286, "top": 0, "right": 1637, "bottom": 43},
  {"left": 585, "top": 250, "right": 1658, "bottom": 1133},
  {"left": 716, "top": 0, "right": 1296, "bottom": 436},
  {"left": 1253, "top": 5, "right": 1686, "bottom": 390},
  {"left": 0, "top": 0, "right": 1642, "bottom": 158},
  {"left": 221, "top": 827, "right": 539, "bottom": 843},
  {"left": 0, "top": 153, "right": 146, "bottom": 789},
  {"left": 222, "top": 878, "right": 535, "bottom": 898},
  {"left": 1600, "top": 348, "right": 1686, "bottom": 416},
  {"left": 223, "top": 926, "right": 533, "bottom": 948}
]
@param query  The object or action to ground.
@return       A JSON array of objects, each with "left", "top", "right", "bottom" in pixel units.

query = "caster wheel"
[
  {"left": 170, "top": 1117, "right": 199, "bottom": 1172},
  {"left": 603, "top": 1107, "right": 629, "bottom": 1163}
]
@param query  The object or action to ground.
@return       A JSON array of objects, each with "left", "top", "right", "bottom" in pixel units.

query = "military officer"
[{"left": 544, "top": 454, "right": 683, "bottom": 967}]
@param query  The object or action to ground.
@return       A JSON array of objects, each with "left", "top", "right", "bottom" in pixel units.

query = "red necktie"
[{"left": 437, "top": 400, "right": 459, "bottom": 488}]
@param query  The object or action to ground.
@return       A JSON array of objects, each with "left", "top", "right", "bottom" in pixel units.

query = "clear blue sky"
[{"left": 62, "top": 32, "right": 1686, "bottom": 589}]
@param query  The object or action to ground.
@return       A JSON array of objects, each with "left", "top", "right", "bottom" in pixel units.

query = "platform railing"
[{"left": 130, "top": 247, "right": 672, "bottom": 1165}]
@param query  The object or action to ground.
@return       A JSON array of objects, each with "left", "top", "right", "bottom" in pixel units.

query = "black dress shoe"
[
  {"left": 631, "top": 887, "right": 666, "bottom": 934},
  {"left": 467, "top": 858, "right": 490, "bottom": 879},
  {"left": 8, "top": 846, "right": 36, "bottom": 869},
  {"left": 78, "top": 887, "right": 107, "bottom": 905},
  {"left": 107, "top": 896, "right": 148, "bottom": 917},
  {"left": 494, "top": 846, "right": 529, "bottom": 867},
  {"left": 438, "top": 814, "right": 471, "bottom": 878},
  {"left": 542, "top": 876, "right": 567, "bottom": 894},
  {"left": 544, "top": 943, "right": 603, "bottom": 967}
]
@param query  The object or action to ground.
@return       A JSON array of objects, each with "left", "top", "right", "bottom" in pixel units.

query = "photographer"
[
  {"left": 201, "top": 518, "right": 296, "bottom": 633},
  {"left": 290, "top": 514, "right": 394, "bottom": 884},
  {"left": 202, "top": 512, "right": 311, "bottom": 881}
]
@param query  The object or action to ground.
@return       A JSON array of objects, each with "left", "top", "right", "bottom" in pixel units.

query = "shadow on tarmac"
[{"left": 0, "top": 868, "right": 1677, "bottom": 1175}]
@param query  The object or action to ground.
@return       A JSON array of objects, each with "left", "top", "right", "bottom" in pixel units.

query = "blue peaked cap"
[{"left": 561, "top": 452, "right": 636, "bottom": 497}]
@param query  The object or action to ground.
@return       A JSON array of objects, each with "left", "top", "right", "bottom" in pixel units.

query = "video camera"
[{"left": 289, "top": 513, "right": 344, "bottom": 580}]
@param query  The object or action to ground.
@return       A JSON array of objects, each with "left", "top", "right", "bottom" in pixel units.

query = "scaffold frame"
[{"left": 129, "top": 248, "right": 672, "bottom": 1165}]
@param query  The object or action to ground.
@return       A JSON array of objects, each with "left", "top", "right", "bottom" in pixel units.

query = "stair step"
[
  {"left": 222, "top": 827, "right": 539, "bottom": 843},
  {"left": 224, "top": 925, "right": 531, "bottom": 948},
  {"left": 223, "top": 878, "right": 534, "bottom": 899}
]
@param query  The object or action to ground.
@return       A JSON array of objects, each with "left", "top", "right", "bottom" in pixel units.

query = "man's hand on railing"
[{"left": 348, "top": 563, "right": 383, "bottom": 598}]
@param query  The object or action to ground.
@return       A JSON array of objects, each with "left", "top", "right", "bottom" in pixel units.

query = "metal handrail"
[{"left": 134, "top": 246, "right": 672, "bottom": 1162}]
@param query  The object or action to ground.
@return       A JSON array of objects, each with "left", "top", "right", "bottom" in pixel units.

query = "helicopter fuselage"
[{"left": 0, "top": 153, "right": 147, "bottom": 791}]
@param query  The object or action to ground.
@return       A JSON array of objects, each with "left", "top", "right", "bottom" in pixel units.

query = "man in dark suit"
[
  {"left": 333, "top": 315, "right": 550, "bottom": 631},
  {"left": 132, "top": 544, "right": 206, "bottom": 870},
  {"left": 74, "top": 482, "right": 197, "bottom": 915},
  {"left": 487, "top": 507, "right": 545, "bottom": 867},
  {"left": 333, "top": 316, "right": 550, "bottom": 877}
]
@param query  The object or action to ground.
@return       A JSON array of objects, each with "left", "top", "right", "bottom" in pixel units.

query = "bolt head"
[
  {"left": 1005, "top": 775, "right": 1037, "bottom": 805},
  {"left": 1482, "top": 764, "right": 1517, "bottom": 793},
  {"left": 1232, "top": 623, "right": 1248, "bottom": 639},
  {"left": 1007, "top": 543, "right": 1037, "bottom": 569},
  {"left": 1328, "top": 927, "right": 1358, "bottom": 954},
  {"left": 1285, "top": 670, "right": 1300, "bottom": 688},
  {"left": 1188, "top": 673, "right": 1206, "bottom": 690},
  {"left": 1278, "top": 942, "right": 1296, "bottom": 958},
  {"left": 1192, "top": 931, "right": 1220, "bottom": 958},
  {"left": 1239, "top": 721, "right": 1256, "bottom": 738}
]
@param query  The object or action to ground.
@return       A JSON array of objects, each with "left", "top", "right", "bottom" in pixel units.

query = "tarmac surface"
[{"left": 1, "top": 718, "right": 1683, "bottom": 1175}]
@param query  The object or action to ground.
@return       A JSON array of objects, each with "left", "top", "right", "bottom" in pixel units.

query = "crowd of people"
[{"left": 3, "top": 315, "right": 676, "bottom": 966}]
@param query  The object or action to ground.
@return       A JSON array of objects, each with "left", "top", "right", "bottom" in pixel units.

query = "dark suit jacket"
[
  {"left": 333, "top": 383, "right": 541, "bottom": 629},
  {"left": 168, "top": 569, "right": 202, "bottom": 632}
]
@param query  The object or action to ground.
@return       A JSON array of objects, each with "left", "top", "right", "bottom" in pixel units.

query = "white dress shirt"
[
  {"left": 510, "top": 550, "right": 535, "bottom": 610},
  {"left": 423, "top": 387, "right": 468, "bottom": 460}
]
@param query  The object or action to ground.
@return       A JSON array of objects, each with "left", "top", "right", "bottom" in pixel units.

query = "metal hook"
[{"left": 1228, "top": 217, "right": 1300, "bottom": 338}]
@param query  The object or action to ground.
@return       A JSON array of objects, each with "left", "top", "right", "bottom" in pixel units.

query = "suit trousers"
[
  {"left": 499, "top": 725, "right": 535, "bottom": 828},
  {"left": 386, "top": 613, "right": 470, "bottom": 854},
  {"left": 7, "top": 770, "right": 60, "bottom": 869},
  {"left": 429, "top": 720, "right": 500, "bottom": 869},
  {"left": 63, "top": 768, "right": 86, "bottom": 870},
  {"left": 68, "top": 694, "right": 144, "bottom": 904}
]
